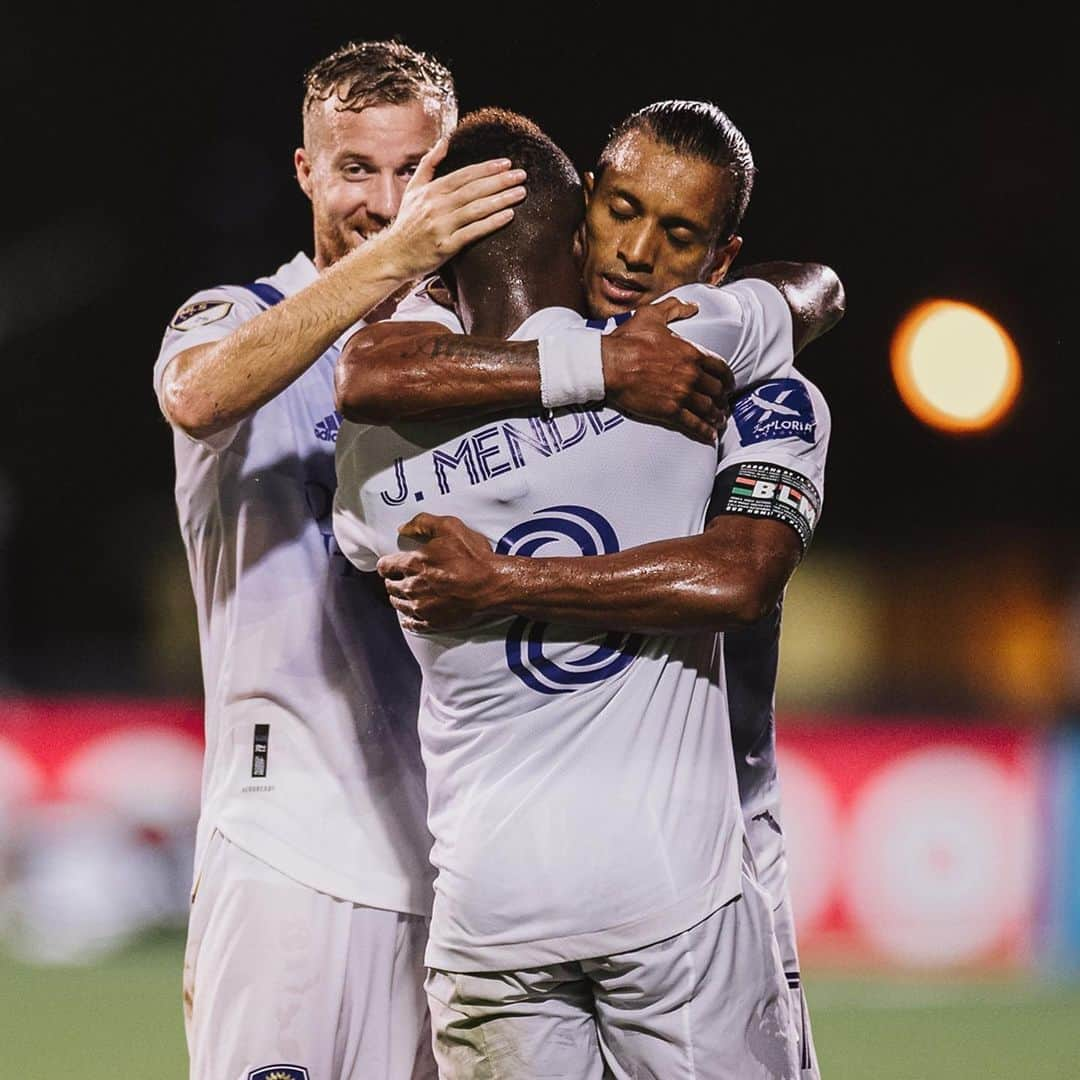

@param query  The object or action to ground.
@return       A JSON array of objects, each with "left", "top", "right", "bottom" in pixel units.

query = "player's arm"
[
  {"left": 727, "top": 261, "right": 845, "bottom": 353},
  {"left": 379, "top": 376, "right": 829, "bottom": 634},
  {"left": 160, "top": 145, "right": 526, "bottom": 440},
  {"left": 335, "top": 298, "right": 733, "bottom": 445},
  {"left": 380, "top": 511, "right": 801, "bottom": 635},
  {"left": 661, "top": 263, "right": 844, "bottom": 392}
]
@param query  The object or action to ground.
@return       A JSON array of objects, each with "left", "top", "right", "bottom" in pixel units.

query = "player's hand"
[
  {"left": 377, "top": 513, "right": 497, "bottom": 633},
  {"left": 601, "top": 298, "right": 735, "bottom": 445},
  {"left": 385, "top": 139, "right": 527, "bottom": 279}
]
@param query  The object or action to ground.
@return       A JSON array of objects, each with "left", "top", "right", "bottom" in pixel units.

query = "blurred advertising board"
[
  {"left": 0, "top": 699, "right": 1073, "bottom": 970},
  {"left": 0, "top": 699, "right": 202, "bottom": 964},
  {"left": 778, "top": 721, "right": 1044, "bottom": 969}
]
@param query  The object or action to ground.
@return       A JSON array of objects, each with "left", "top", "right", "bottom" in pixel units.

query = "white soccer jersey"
[
  {"left": 333, "top": 283, "right": 795, "bottom": 972},
  {"left": 155, "top": 252, "right": 433, "bottom": 916}
]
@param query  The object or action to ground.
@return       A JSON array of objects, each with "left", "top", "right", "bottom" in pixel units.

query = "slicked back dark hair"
[
  {"left": 302, "top": 40, "right": 457, "bottom": 133},
  {"left": 436, "top": 108, "right": 583, "bottom": 270},
  {"left": 598, "top": 100, "right": 755, "bottom": 240}
]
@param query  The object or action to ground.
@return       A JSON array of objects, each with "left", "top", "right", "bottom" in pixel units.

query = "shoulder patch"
[
  {"left": 248, "top": 1068, "right": 308, "bottom": 1080},
  {"left": 733, "top": 378, "right": 816, "bottom": 445},
  {"left": 170, "top": 299, "right": 233, "bottom": 331}
]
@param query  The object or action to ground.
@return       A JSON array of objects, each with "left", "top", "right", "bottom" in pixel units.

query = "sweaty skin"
[{"left": 379, "top": 512, "right": 802, "bottom": 635}]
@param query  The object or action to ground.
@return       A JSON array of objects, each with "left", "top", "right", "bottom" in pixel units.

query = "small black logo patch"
[
  {"left": 248, "top": 1068, "right": 309, "bottom": 1080},
  {"left": 252, "top": 723, "right": 269, "bottom": 778}
]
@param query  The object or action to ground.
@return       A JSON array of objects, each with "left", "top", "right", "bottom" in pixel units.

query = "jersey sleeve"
[
  {"left": 332, "top": 426, "right": 379, "bottom": 573},
  {"left": 154, "top": 286, "right": 262, "bottom": 451},
  {"left": 659, "top": 279, "right": 794, "bottom": 391},
  {"left": 708, "top": 373, "right": 831, "bottom": 552},
  {"left": 391, "top": 278, "right": 464, "bottom": 333}
]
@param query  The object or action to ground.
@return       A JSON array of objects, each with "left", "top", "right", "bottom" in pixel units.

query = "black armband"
[{"left": 708, "top": 461, "right": 821, "bottom": 550}]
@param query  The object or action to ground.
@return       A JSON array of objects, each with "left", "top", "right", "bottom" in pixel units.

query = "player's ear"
[
  {"left": 572, "top": 219, "right": 586, "bottom": 265},
  {"left": 706, "top": 235, "right": 742, "bottom": 285},
  {"left": 295, "top": 147, "right": 314, "bottom": 201},
  {"left": 583, "top": 171, "right": 596, "bottom": 207}
]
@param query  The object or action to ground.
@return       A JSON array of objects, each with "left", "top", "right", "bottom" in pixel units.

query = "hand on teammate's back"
[
  {"left": 382, "top": 137, "right": 528, "bottom": 280},
  {"left": 600, "top": 298, "right": 735, "bottom": 445}
]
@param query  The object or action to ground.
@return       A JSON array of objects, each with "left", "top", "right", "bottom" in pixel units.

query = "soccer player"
[
  {"left": 333, "top": 108, "right": 813, "bottom": 1079},
  {"left": 153, "top": 40, "right": 531, "bottom": 1080},
  {"left": 156, "top": 41, "right": 735, "bottom": 1079},
  {"left": 338, "top": 99, "right": 838, "bottom": 1076}
]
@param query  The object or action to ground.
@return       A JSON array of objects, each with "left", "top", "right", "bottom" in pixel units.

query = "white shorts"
[
  {"left": 426, "top": 867, "right": 798, "bottom": 1079},
  {"left": 183, "top": 831, "right": 436, "bottom": 1080},
  {"left": 746, "top": 810, "right": 820, "bottom": 1078}
]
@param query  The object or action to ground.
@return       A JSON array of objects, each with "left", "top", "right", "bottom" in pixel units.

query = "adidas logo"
[{"left": 314, "top": 411, "right": 342, "bottom": 443}]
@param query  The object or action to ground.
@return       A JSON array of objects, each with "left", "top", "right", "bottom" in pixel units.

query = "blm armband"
[{"left": 710, "top": 461, "right": 822, "bottom": 550}]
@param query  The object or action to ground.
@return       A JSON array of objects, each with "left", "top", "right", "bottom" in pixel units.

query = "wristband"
[{"left": 537, "top": 328, "right": 606, "bottom": 409}]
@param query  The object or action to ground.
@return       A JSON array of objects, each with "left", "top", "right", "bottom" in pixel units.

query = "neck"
[{"left": 457, "top": 262, "right": 586, "bottom": 337}]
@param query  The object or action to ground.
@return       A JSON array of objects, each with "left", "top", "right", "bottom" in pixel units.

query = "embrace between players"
[{"left": 156, "top": 39, "right": 843, "bottom": 1080}]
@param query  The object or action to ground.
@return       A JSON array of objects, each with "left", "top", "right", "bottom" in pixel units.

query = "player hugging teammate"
[{"left": 158, "top": 38, "right": 841, "bottom": 1080}]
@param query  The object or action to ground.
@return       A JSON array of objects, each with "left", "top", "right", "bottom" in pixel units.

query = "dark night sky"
[{"left": 0, "top": 8, "right": 1072, "bottom": 688}]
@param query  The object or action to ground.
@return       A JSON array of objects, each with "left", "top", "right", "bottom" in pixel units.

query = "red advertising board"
[
  {"left": 0, "top": 700, "right": 1045, "bottom": 968},
  {"left": 777, "top": 721, "right": 1042, "bottom": 968}
]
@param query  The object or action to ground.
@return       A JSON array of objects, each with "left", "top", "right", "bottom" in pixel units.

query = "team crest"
[
  {"left": 248, "top": 1068, "right": 308, "bottom": 1080},
  {"left": 170, "top": 299, "right": 233, "bottom": 331}
]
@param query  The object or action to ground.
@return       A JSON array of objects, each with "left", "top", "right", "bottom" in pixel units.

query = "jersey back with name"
[{"left": 334, "top": 290, "right": 795, "bottom": 971}]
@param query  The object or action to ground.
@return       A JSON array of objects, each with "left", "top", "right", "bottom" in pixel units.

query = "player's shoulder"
[
  {"left": 166, "top": 252, "right": 309, "bottom": 332},
  {"left": 731, "top": 368, "right": 831, "bottom": 451},
  {"left": 779, "top": 368, "right": 828, "bottom": 409},
  {"left": 789, "top": 370, "right": 831, "bottom": 431},
  {"left": 166, "top": 283, "right": 262, "bottom": 334},
  {"left": 510, "top": 305, "right": 588, "bottom": 339},
  {"left": 392, "top": 276, "right": 463, "bottom": 331},
  {"left": 659, "top": 281, "right": 741, "bottom": 315},
  {"left": 657, "top": 278, "right": 789, "bottom": 326}
]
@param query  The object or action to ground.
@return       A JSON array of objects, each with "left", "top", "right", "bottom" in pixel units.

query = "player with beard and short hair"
[
  {"left": 336, "top": 99, "right": 838, "bottom": 1077},
  {"left": 333, "top": 107, "right": 826, "bottom": 1080},
  {"left": 155, "top": 39, "right": 533, "bottom": 1080}
]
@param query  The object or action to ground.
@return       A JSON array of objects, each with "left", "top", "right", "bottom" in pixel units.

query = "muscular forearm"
[
  {"left": 338, "top": 297, "right": 729, "bottom": 444},
  {"left": 163, "top": 235, "right": 412, "bottom": 438},
  {"left": 730, "top": 261, "right": 846, "bottom": 353},
  {"left": 336, "top": 327, "right": 541, "bottom": 424},
  {"left": 482, "top": 533, "right": 785, "bottom": 635}
]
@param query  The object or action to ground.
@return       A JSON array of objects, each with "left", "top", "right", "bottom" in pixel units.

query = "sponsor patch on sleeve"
[
  {"left": 709, "top": 460, "right": 821, "bottom": 549},
  {"left": 732, "top": 378, "right": 816, "bottom": 445},
  {"left": 169, "top": 299, "right": 233, "bottom": 331}
]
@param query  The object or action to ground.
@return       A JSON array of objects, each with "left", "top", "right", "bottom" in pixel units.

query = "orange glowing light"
[{"left": 891, "top": 300, "right": 1021, "bottom": 433}]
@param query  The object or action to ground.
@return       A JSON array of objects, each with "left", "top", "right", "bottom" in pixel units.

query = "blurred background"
[{"left": 1, "top": 7, "right": 1075, "bottom": 1077}]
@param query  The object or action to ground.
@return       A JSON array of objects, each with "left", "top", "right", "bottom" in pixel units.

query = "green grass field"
[{"left": 3, "top": 934, "right": 1078, "bottom": 1079}]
